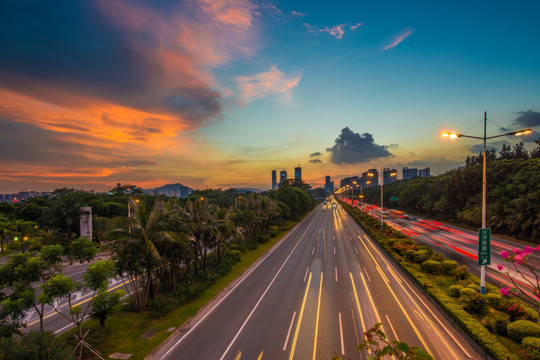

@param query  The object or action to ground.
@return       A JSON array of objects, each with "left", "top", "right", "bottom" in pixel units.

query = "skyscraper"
[
  {"left": 294, "top": 166, "right": 302, "bottom": 181},
  {"left": 324, "top": 175, "right": 334, "bottom": 194},
  {"left": 280, "top": 170, "right": 287, "bottom": 184},
  {"left": 419, "top": 167, "right": 431, "bottom": 177},
  {"left": 271, "top": 170, "right": 277, "bottom": 190},
  {"left": 402, "top": 167, "right": 418, "bottom": 180}
]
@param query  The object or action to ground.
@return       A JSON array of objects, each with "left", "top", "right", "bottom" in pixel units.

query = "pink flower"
[
  {"left": 499, "top": 287, "right": 511, "bottom": 296},
  {"left": 512, "top": 248, "right": 522, "bottom": 255},
  {"left": 514, "top": 253, "right": 525, "bottom": 265},
  {"left": 500, "top": 250, "right": 510, "bottom": 259},
  {"left": 536, "top": 245, "right": 540, "bottom": 252},
  {"left": 536, "top": 291, "right": 540, "bottom": 301},
  {"left": 524, "top": 246, "right": 534, "bottom": 254},
  {"left": 497, "top": 264, "right": 504, "bottom": 271}
]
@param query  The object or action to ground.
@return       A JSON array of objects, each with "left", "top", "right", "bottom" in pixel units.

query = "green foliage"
[
  {"left": 467, "top": 284, "right": 481, "bottom": 292},
  {"left": 67, "top": 237, "right": 98, "bottom": 264},
  {"left": 522, "top": 337, "right": 540, "bottom": 360},
  {"left": 460, "top": 291, "right": 487, "bottom": 314},
  {"left": 441, "top": 260, "right": 459, "bottom": 275},
  {"left": 485, "top": 293, "right": 504, "bottom": 309},
  {"left": 147, "top": 296, "right": 180, "bottom": 319},
  {"left": 90, "top": 289, "right": 124, "bottom": 326},
  {"left": 412, "top": 250, "right": 430, "bottom": 263},
  {"left": 507, "top": 320, "right": 540, "bottom": 343},
  {"left": 482, "top": 312, "right": 510, "bottom": 336},
  {"left": 421, "top": 260, "right": 442, "bottom": 274},
  {"left": 0, "top": 331, "right": 74, "bottom": 360},
  {"left": 449, "top": 285, "right": 463, "bottom": 297}
]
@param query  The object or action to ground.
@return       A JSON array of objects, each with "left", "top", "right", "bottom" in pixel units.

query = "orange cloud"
[
  {"left": 383, "top": 29, "right": 413, "bottom": 50},
  {"left": 235, "top": 65, "right": 301, "bottom": 104}
]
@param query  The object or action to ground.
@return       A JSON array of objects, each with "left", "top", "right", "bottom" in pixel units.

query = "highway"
[
  {"left": 149, "top": 201, "right": 482, "bottom": 360},
  {"left": 359, "top": 202, "right": 540, "bottom": 298}
]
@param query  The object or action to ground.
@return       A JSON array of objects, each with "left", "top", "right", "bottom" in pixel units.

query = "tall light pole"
[
  {"left": 442, "top": 111, "right": 531, "bottom": 294},
  {"left": 352, "top": 181, "right": 357, "bottom": 205}
]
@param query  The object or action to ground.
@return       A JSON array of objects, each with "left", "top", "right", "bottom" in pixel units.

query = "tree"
[
  {"left": 67, "top": 237, "right": 99, "bottom": 264},
  {"left": 498, "top": 144, "right": 512, "bottom": 159},
  {"left": 41, "top": 260, "right": 117, "bottom": 360},
  {"left": 531, "top": 136, "right": 540, "bottom": 158},
  {"left": 505, "top": 195, "right": 540, "bottom": 241},
  {"left": 512, "top": 141, "right": 529, "bottom": 160}
]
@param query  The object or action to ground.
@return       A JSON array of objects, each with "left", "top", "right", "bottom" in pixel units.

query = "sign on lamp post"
[{"left": 478, "top": 228, "right": 491, "bottom": 266}]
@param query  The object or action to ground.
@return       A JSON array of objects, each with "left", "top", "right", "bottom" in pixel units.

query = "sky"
[{"left": 1, "top": 0, "right": 540, "bottom": 193}]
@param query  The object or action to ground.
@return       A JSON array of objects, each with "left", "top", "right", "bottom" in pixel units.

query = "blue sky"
[{"left": 1, "top": 0, "right": 539, "bottom": 192}]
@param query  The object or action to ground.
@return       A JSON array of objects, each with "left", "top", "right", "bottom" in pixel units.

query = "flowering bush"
[{"left": 497, "top": 245, "right": 540, "bottom": 313}]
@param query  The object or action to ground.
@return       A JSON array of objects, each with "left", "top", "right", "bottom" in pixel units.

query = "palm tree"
[
  {"left": 109, "top": 198, "right": 173, "bottom": 311},
  {"left": 505, "top": 195, "right": 540, "bottom": 240}
]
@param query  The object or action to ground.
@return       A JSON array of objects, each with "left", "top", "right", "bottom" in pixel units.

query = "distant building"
[
  {"left": 324, "top": 176, "right": 334, "bottom": 194},
  {"left": 271, "top": 170, "right": 277, "bottom": 190},
  {"left": 362, "top": 169, "right": 378, "bottom": 188},
  {"left": 383, "top": 168, "right": 397, "bottom": 184},
  {"left": 419, "top": 167, "right": 431, "bottom": 178},
  {"left": 294, "top": 166, "right": 302, "bottom": 181},
  {"left": 280, "top": 170, "right": 287, "bottom": 184},
  {"left": 402, "top": 167, "right": 418, "bottom": 180},
  {"left": 339, "top": 176, "right": 361, "bottom": 188}
]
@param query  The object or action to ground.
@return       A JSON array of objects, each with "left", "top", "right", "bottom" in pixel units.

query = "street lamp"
[
  {"left": 380, "top": 169, "right": 396, "bottom": 230},
  {"left": 441, "top": 111, "right": 532, "bottom": 294},
  {"left": 352, "top": 181, "right": 357, "bottom": 205}
]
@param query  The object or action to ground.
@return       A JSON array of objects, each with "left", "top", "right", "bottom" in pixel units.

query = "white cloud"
[
  {"left": 383, "top": 29, "right": 413, "bottom": 50},
  {"left": 235, "top": 65, "right": 301, "bottom": 105}
]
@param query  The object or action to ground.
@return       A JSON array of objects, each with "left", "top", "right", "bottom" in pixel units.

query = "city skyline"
[{"left": 1, "top": 0, "right": 540, "bottom": 193}]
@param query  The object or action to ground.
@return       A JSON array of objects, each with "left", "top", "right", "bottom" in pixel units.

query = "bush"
[
  {"left": 441, "top": 260, "right": 459, "bottom": 275},
  {"left": 147, "top": 296, "right": 179, "bottom": 319},
  {"left": 522, "top": 337, "right": 540, "bottom": 360},
  {"left": 0, "top": 331, "right": 74, "bottom": 360},
  {"left": 483, "top": 312, "right": 510, "bottom": 336},
  {"left": 413, "top": 250, "right": 430, "bottom": 263},
  {"left": 485, "top": 293, "right": 504, "bottom": 309},
  {"left": 404, "top": 249, "right": 415, "bottom": 262},
  {"left": 522, "top": 306, "right": 540, "bottom": 322},
  {"left": 460, "top": 292, "right": 487, "bottom": 314},
  {"left": 456, "top": 265, "right": 470, "bottom": 280},
  {"left": 507, "top": 320, "right": 540, "bottom": 343},
  {"left": 467, "top": 284, "right": 481, "bottom": 292},
  {"left": 459, "top": 287, "right": 477, "bottom": 297},
  {"left": 449, "top": 285, "right": 464, "bottom": 297},
  {"left": 430, "top": 252, "right": 446, "bottom": 262},
  {"left": 422, "top": 260, "right": 442, "bottom": 274},
  {"left": 392, "top": 241, "right": 417, "bottom": 255},
  {"left": 418, "top": 244, "right": 434, "bottom": 255}
]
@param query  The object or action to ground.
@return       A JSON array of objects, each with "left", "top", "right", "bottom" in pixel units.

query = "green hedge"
[{"left": 507, "top": 320, "right": 540, "bottom": 343}]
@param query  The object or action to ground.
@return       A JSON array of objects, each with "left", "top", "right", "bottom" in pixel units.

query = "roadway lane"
[{"left": 150, "top": 202, "right": 483, "bottom": 360}]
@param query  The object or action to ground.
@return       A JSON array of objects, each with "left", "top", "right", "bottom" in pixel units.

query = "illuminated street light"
[
  {"left": 380, "top": 169, "right": 396, "bottom": 230},
  {"left": 441, "top": 111, "right": 532, "bottom": 294}
]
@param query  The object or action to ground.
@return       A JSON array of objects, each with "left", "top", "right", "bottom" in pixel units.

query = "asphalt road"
[{"left": 149, "top": 201, "right": 482, "bottom": 360}]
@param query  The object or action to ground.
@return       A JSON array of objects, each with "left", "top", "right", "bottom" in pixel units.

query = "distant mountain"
[{"left": 143, "top": 183, "right": 193, "bottom": 198}]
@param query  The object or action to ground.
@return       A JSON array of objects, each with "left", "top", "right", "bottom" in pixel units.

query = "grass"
[{"left": 59, "top": 222, "right": 296, "bottom": 360}]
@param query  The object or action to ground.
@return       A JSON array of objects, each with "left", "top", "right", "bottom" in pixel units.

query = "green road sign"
[
  {"left": 390, "top": 196, "right": 399, "bottom": 201},
  {"left": 478, "top": 228, "right": 491, "bottom": 265}
]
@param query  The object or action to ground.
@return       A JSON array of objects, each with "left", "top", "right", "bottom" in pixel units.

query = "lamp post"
[
  {"left": 441, "top": 111, "right": 532, "bottom": 294},
  {"left": 352, "top": 181, "right": 357, "bottom": 205}
]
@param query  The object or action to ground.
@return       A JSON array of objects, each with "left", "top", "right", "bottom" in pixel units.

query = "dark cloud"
[
  {"left": 0, "top": 1, "right": 222, "bottom": 125},
  {"left": 512, "top": 110, "right": 540, "bottom": 128},
  {"left": 326, "top": 127, "right": 393, "bottom": 165},
  {"left": 310, "top": 152, "right": 322, "bottom": 157},
  {"left": 309, "top": 159, "right": 322, "bottom": 164}
]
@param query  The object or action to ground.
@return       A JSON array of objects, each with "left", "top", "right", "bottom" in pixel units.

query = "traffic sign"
[
  {"left": 390, "top": 196, "right": 399, "bottom": 201},
  {"left": 478, "top": 228, "right": 491, "bottom": 265}
]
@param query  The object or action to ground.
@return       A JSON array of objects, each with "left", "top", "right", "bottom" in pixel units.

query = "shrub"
[
  {"left": 422, "top": 260, "right": 442, "bottom": 274},
  {"left": 418, "top": 244, "right": 434, "bottom": 255},
  {"left": 485, "top": 293, "right": 504, "bottom": 309},
  {"left": 483, "top": 312, "right": 510, "bottom": 336},
  {"left": 392, "top": 241, "right": 417, "bottom": 255},
  {"left": 456, "top": 265, "right": 470, "bottom": 280},
  {"left": 522, "top": 337, "right": 540, "bottom": 360},
  {"left": 467, "top": 284, "right": 481, "bottom": 292},
  {"left": 449, "top": 285, "right": 464, "bottom": 297},
  {"left": 430, "top": 252, "right": 446, "bottom": 262},
  {"left": 147, "top": 296, "right": 179, "bottom": 319},
  {"left": 441, "top": 260, "right": 459, "bottom": 275},
  {"left": 0, "top": 331, "right": 74, "bottom": 360},
  {"left": 507, "top": 320, "right": 540, "bottom": 343},
  {"left": 507, "top": 302, "right": 527, "bottom": 321},
  {"left": 460, "top": 292, "right": 487, "bottom": 314},
  {"left": 404, "top": 249, "right": 415, "bottom": 262},
  {"left": 413, "top": 250, "right": 430, "bottom": 263},
  {"left": 459, "top": 287, "right": 477, "bottom": 297},
  {"left": 522, "top": 306, "right": 540, "bottom": 322}
]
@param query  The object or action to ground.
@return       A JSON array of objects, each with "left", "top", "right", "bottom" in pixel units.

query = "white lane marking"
[
  {"left": 312, "top": 247, "right": 315, "bottom": 255},
  {"left": 163, "top": 209, "right": 321, "bottom": 359},
  {"left": 283, "top": 311, "right": 297, "bottom": 351},
  {"left": 354, "top": 246, "right": 358, "bottom": 255},
  {"left": 334, "top": 246, "right": 336, "bottom": 255},
  {"left": 339, "top": 313, "right": 345, "bottom": 356},
  {"left": 335, "top": 267, "right": 338, "bottom": 282},
  {"left": 385, "top": 315, "right": 400, "bottom": 342},
  {"left": 73, "top": 292, "right": 82, "bottom": 301},
  {"left": 363, "top": 267, "right": 371, "bottom": 282},
  {"left": 304, "top": 267, "right": 309, "bottom": 282}
]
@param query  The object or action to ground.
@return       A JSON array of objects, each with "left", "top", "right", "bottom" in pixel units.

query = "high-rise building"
[
  {"left": 271, "top": 170, "right": 277, "bottom": 190},
  {"left": 280, "top": 170, "right": 287, "bottom": 184},
  {"left": 362, "top": 169, "right": 378, "bottom": 188},
  {"left": 339, "top": 176, "right": 361, "bottom": 188},
  {"left": 419, "top": 167, "right": 431, "bottom": 177},
  {"left": 294, "top": 166, "right": 302, "bottom": 181},
  {"left": 383, "top": 168, "right": 398, "bottom": 184},
  {"left": 324, "top": 176, "right": 334, "bottom": 194},
  {"left": 402, "top": 167, "right": 418, "bottom": 180}
]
